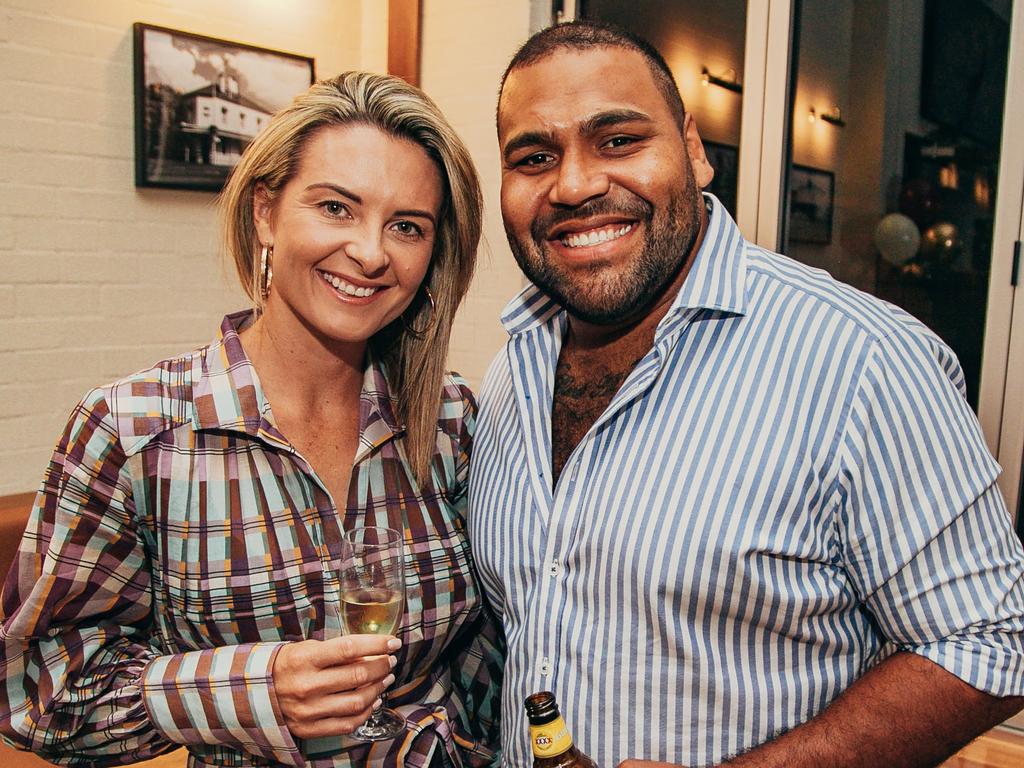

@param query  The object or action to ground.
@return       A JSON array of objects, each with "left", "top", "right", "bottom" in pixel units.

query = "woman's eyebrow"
[{"left": 304, "top": 182, "right": 362, "bottom": 203}]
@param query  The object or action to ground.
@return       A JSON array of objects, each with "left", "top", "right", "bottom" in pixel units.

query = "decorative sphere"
[
  {"left": 920, "top": 222, "right": 961, "bottom": 265},
  {"left": 874, "top": 213, "right": 921, "bottom": 266}
]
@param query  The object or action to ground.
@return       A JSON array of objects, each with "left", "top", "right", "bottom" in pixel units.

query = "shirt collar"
[
  {"left": 192, "top": 311, "right": 268, "bottom": 435},
  {"left": 500, "top": 193, "right": 748, "bottom": 337},
  {"left": 357, "top": 352, "right": 404, "bottom": 458},
  {"left": 192, "top": 311, "right": 402, "bottom": 453}
]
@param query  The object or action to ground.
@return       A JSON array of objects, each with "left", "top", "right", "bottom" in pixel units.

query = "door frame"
[
  {"left": 736, "top": 0, "right": 794, "bottom": 249},
  {"left": 978, "top": 0, "right": 1024, "bottom": 524}
]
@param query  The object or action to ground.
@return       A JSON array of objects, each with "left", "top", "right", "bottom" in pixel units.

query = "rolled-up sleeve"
[
  {"left": 837, "top": 330, "right": 1024, "bottom": 697},
  {"left": 448, "top": 376, "right": 505, "bottom": 765},
  {"left": 869, "top": 482, "right": 1024, "bottom": 695},
  {"left": 447, "top": 605, "right": 505, "bottom": 765}
]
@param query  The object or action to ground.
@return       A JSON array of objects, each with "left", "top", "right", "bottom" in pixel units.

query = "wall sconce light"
[
  {"left": 809, "top": 105, "right": 846, "bottom": 127},
  {"left": 701, "top": 66, "right": 742, "bottom": 94},
  {"left": 938, "top": 163, "right": 959, "bottom": 190}
]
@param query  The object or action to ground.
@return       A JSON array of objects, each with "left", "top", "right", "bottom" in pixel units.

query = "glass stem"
[{"left": 367, "top": 692, "right": 387, "bottom": 724}]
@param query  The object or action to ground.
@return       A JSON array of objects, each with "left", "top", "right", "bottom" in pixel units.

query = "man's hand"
[{"left": 272, "top": 634, "right": 400, "bottom": 739}]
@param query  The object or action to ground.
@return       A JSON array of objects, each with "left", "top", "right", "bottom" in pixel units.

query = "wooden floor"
[{"left": 941, "top": 727, "right": 1024, "bottom": 768}]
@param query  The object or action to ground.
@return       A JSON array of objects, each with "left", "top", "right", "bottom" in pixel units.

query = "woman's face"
[{"left": 254, "top": 123, "right": 443, "bottom": 347}]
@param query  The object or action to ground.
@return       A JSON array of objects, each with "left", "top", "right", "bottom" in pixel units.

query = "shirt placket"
[
  {"left": 258, "top": 428, "right": 347, "bottom": 639},
  {"left": 532, "top": 439, "right": 589, "bottom": 690},
  {"left": 520, "top": 324, "right": 686, "bottom": 699}
]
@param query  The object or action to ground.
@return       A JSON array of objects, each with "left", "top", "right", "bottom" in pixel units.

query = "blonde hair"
[{"left": 219, "top": 72, "right": 482, "bottom": 485}]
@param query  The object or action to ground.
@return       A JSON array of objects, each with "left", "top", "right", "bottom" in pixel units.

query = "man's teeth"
[
  {"left": 561, "top": 223, "right": 634, "bottom": 248},
  {"left": 319, "top": 271, "right": 378, "bottom": 298}
]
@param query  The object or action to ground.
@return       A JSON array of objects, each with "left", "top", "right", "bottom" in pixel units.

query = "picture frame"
[
  {"left": 133, "top": 23, "right": 315, "bottom": 191},
  {"left": 788, "top": 164, "right": 835, "bottom": 244},
  {"left": 702, "top": 140, "right": 739, "bottom": 218}
]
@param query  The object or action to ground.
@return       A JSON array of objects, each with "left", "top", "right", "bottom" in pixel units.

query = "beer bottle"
[{"left": 525, "top": 691, "right": 597, "bottom": 767}]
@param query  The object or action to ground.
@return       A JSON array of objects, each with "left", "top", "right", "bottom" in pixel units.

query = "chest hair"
[{"left": 550, "top": 337, "right": 649, "bottom": 487}]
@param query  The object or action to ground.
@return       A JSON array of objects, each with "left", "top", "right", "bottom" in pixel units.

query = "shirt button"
[
  {"left": 548, "top": 561, "right": 561, "bottom": 577},
  {"left": 540, "top": 658, "right": 552, "bottom": 676}
]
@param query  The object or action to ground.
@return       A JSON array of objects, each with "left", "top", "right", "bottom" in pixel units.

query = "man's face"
[{"left": 498, "top": 47, "right": 714, "bottom": 325}]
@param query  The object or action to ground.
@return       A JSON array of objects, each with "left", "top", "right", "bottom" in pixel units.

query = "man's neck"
[
  {"left": 549, "top": 200, "right": 709, "bottom": 486},
  {"left": 548, "top": 201, "right": 708, "bottom": 483}
]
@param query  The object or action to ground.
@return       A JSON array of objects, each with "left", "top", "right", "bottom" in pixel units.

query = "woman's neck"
[{"left": 239, "top": 303, "right": 366, "bottom": 416}]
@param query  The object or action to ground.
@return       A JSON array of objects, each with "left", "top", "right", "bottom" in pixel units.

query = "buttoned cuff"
[{"left": 139, "top": 642, "right": 303, "bottom": 766}]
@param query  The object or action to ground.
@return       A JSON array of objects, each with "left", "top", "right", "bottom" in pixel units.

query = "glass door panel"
[{"left": 781, "top": 0, "right": 1012, "bottom": 412}]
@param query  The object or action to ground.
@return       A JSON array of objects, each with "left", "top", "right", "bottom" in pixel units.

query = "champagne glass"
[{"left": 339, "top": 525, "right": 406, "bottom": 741}]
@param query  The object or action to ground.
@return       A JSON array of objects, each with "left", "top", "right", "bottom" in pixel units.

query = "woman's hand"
[{"left": 272, "top": 634, "right": 401, "bottom": 739}]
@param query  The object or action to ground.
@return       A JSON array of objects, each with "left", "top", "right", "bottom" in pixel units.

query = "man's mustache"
[{"left": 530, "top": 196, "right": 653, "bottom": 243}]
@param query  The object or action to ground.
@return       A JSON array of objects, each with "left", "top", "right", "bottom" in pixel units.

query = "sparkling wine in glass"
[
  {"left": 340, "top": 525, "right": 406, "bottom": 741},
  {"left": 341, "top": 587, "right": 402, "bottom": 635}
]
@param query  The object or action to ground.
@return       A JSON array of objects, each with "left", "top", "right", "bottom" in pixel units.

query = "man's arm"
[
  {"left": 619, "top": 652, "right": 1023, "bottom": 768},
  {"left": 618, "top": 477, "right": 1024, "bottom": 768},
  {"left": 722, "top": 651, "right": 1022, "bottom": 767}
]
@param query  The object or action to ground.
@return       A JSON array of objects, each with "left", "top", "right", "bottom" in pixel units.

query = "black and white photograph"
[
  {"left": 788, "top": 164, "right": 835, "bottom": 244},
  {"left": 133, "top": 23, "right": 314, "bottom": 191}
]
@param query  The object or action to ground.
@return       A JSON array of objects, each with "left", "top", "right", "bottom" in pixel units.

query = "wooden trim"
[
  {"left": 0, "top": 492, "right": 36, "bottom": 577},
  {"left": 943, "top": 727, "right": 1024, "bottom": 767},
  {"left": 0, "top": 492, "right": 35, "bottom": 517},
  {"left": 387, "top": 0, "right": 422, "bottom": 87}
]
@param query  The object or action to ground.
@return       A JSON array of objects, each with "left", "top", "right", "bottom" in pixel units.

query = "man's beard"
[{"left": 505, "top": 178, "right": 704, "bottom": 326}]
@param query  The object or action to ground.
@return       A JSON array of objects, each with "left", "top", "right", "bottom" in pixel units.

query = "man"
[{"left": 468, "top": 20, "right": 1024, "bottom": 768}]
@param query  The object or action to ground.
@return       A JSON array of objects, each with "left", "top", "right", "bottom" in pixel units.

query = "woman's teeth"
[
  {"left": 319, "top": 270, "right": 378, "bottom": 298},
  {"left": 561, "top": 223, "right": 634, "bottom": 248}
]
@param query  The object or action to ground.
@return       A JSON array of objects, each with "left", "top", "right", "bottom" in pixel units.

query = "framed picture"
[
  {"left": 788, "top": 164, "right": 835, "bottom": 244},
  {"left": 133, "top": 23, "right": 315, "bottom": 191},
  {"left": 702, "top": 140, "right": 739, "bottom": 218}
]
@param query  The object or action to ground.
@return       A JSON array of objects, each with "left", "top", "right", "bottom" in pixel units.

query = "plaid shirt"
[{"left": 0, "top": 312, "right": 503, "bottom": 768}]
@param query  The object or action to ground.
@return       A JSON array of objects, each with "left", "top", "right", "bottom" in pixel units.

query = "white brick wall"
[
  {"left": 1, "top": 0, "right": 535, "bottom": 494},
  {"left": 421, "top": 0, "right": 531, "bottom": 387}
]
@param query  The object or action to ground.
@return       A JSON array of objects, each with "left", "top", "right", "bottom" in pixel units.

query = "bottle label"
[{"left": 529, "top": 715, "right": 573, "bottom": 757}]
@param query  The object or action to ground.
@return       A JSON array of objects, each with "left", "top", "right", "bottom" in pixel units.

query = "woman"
[{"left": 0, "top": 72, "right": 502, "bottom": 768}]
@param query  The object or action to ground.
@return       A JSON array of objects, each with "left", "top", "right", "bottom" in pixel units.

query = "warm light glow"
[
  {"left": 700, "top": 66, "right": 741, "bottom": 93},
  {"left": 670, "top": 52, "right": 742, "bottom": 147},
  {"left": 808, "top": 105, "right": 846, "bottom": 127},
  {"left": 974, "top": 175, "right": 991, "bottom": 208},
  {"left": 823, "top": 106, "right": 842, "bottom": 124},
  {"left": 794, "top": 96, "right": 838, "bottom": 170},
  {"left": 938, "top": 163, "right": 959, "bottom": 190}
]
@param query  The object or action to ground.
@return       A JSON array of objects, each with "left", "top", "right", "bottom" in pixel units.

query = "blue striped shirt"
[{"left": 468, "top": 195, "right": 1024, "bottom": 767}]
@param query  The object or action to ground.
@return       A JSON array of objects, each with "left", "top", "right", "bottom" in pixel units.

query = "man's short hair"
[{"left": 498, "top": 20, "right": 686, "bottom": 134}]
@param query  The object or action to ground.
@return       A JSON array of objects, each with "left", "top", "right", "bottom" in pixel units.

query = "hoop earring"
[
  {"left": 402, "top": 286, "right": 436, "bottom": 338},
  {"left": 260, "top": 245, "right": 274, "bottom": 300}
]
